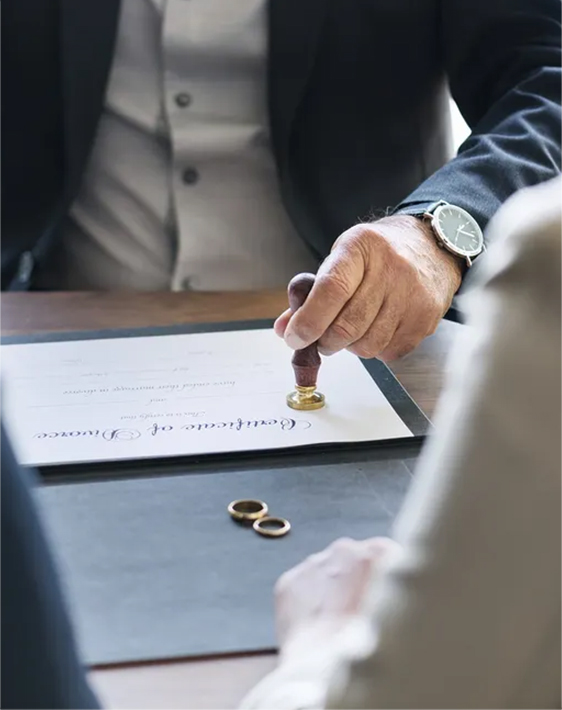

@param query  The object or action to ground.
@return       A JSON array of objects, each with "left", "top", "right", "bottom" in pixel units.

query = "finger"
[
  {"left": 347, "top": 295, "right": 401, "bottom": 360},
  {"left": 307, "top": 549, "right": 332, "bottom": 565},
  {"left": 283, "top": 243, "right": 364, "bottom": 350},
  {"left": 378, "top": 325, "right": 424, "bottom": 362},
  {"left": 275, "top": 560, "right": 307, "bottom": 594},
  {"left": 274, "top": 308, "right": 292, "bottom": 338},
  {"left": 378, "top": 299, "right": 438, "bottom": 362},
  {"left": 328, "top": 537, "right": 357, "bottom": 552},
  {"left": 328, "top": 538, "right": 374, "bottom": 565},
  {"left": 360, "top": 537, "right": 399, "bottom": 559},
  {"left": 317, "top": 269, "right": 385, "bottom": 355}
]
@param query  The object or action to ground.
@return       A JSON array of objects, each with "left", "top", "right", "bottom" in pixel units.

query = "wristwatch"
[{"left": 409, "top": 201, "right": 485, "bottom": 267}]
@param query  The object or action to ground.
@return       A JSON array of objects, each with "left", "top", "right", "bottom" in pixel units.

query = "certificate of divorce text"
[{"left": 2, "top": 329, "right": 413, "bottom": 467}]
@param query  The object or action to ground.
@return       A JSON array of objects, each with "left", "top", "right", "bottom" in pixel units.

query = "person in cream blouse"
[{"left": 242, "top": 178, "right": 561, "bottom": 709}]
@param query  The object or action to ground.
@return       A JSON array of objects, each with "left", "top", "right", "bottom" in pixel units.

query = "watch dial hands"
[
  {"left": 453, "top": 223, "right": 478, "bottom": 248},
  {"left": 453, "top": 223, "right": 467, "bottom": 245},
  {"left": 458, "top": 229, "right": 479, "bottom": 247}
]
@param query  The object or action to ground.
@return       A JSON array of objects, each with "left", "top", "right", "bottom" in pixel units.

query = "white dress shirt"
[
  {"left": 242, "top": 178, "right": 561, "bottom": 708},
  {"left": 59, "top": 0, "right": 316, "bottom": 290}
]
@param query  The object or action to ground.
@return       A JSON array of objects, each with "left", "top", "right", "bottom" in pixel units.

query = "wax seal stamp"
[{"left": 286, "top": 273, "right": 325, "bottom": 411}]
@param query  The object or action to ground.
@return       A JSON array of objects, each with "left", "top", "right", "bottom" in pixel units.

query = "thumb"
[{"left": 274, "top": 308, "right": 292, "bottom": 338}]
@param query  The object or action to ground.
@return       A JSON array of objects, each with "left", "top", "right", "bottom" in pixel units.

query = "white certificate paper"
[{"left": 2, "top": 329, "right": 412, "bottom": 467}]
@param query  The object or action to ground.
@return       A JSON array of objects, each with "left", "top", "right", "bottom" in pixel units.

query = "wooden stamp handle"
[{"left": 287, "top": 273, "right": 321, "bottom": 388}]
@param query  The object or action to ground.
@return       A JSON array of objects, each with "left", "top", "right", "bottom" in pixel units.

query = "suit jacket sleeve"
[
  {"left": 1, "top": 426, "right": 100, "bottom": 709},
  {"left": 240, "top": 178, "right": 561, "bottom": 709},
  {"left": 394, "top": 0, "right": 561, "bottom": 233}
]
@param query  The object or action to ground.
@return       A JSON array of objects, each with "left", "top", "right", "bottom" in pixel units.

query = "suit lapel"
[
  {"left": 267, "top": 0, "right": 327, "bottom": 167},
  {"left": 59, "top": 0, "right": 121, "bottom": 190}
]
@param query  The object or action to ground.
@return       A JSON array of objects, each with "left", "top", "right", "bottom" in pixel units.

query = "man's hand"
[
  {"left": 275, "top": 537, "right": 398, "bottom": 649},
  {"left": 275, "top": 216, "right": 462, "bottom": 361}
]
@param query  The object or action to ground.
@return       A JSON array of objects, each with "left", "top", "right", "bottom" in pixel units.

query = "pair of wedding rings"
[{"left": 227, "top": 499, "right": 291, "bottom": 538}]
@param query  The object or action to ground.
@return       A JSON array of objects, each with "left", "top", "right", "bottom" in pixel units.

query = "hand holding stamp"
[{"left": 286, "top": 273, "right": 326, "bottom": 411}]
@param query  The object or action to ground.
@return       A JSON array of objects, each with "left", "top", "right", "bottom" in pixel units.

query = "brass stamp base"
[{"left": 286, "top": 385, "right": 326, "bottom": 411}]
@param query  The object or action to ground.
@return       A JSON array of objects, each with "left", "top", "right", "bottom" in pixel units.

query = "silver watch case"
[{"left": 424, "top": 202, "right": 485, "bottom": 267}]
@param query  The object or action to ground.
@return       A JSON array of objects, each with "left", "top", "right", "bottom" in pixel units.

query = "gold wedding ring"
[
  {"left": 253, "top": 516, "right": 291, "bottom": 538},
  {"left": 228, "top": 499, "right": 268, "bottom": 522}
]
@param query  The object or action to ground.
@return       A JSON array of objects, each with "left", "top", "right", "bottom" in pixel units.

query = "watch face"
[{"left": 433, "top": 204, "right": 484, "bottom": 257}]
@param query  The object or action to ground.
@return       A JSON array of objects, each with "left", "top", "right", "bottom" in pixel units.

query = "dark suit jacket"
[
  {"left": 1, "top": 426, "right": 99, "bottom": 709},
  {"left": 2, "top": 0, "right": 561, "bottom": 290}
]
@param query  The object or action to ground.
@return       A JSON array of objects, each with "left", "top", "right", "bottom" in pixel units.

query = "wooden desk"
[{"left": 1, "top": 292, "right": 462, "bottom": 710}]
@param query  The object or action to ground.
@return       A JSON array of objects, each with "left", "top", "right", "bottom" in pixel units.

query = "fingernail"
[
  {"left": 317, "top": 347, "right": 335, "bottom": 357},
  {"left": 285, "top": 330, "right": 307, "bottom": 350}
]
